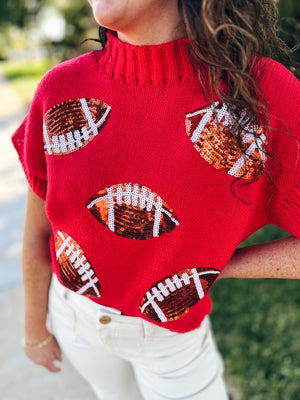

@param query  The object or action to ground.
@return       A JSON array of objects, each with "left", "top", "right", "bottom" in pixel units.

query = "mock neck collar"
[{"left": 99, "top": 31, "right": 196, "bottom": 85}]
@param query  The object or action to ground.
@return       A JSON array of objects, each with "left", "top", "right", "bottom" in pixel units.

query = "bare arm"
[
  {"left": 22, "top": 186, "right": 61, "bottom": 372},
  {"left": 220, "top": 235, "right": 300, "bottom": 279}
]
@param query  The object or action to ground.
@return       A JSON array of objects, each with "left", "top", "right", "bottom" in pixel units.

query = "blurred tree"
[
  {"left": 0, "top": 0, "right": 27, "bottom": 28},
  {"left": 0, "top": 0, "right": 96, "bottom": 60},
  {"left": 0, "top": 0, "right": 45, "bottom": 59},
  {"left": 278, "top": 0, "right": 300, "bottom": 66},
  {"left": 0, "top": 0, "right": 44, "bottom": 28},
  {"left": 42, "top": 0, "right": 97, "bottom": 61}
]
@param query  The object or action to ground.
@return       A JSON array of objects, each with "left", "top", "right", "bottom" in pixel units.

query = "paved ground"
[{"left": 0, "top": 74, "right": 97, "bottom": 399}]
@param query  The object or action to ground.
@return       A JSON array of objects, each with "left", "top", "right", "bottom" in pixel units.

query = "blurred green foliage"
[
  {"left": 278, "top": 0, "right": 300, "bottom": 66},
  {"left": 0, "top": 0, "right": 95, "bottom": 60},
  {"left": 0, "top": 0, "right": 43, "bottom": 28},
  {"left": 41, "top": 0, "right": 95, "bottom": 61},
  {"left": 212, "top": 275, "right": 300, "bottom": 400}
]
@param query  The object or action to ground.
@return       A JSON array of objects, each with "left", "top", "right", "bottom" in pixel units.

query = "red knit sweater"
[{"left": 12, "top": 33, "right": 300, "bottom": 333}]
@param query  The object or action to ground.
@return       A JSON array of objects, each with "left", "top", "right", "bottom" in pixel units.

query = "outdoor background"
[{"left": 0, "top": 1, "right": 299, "bottom": 399}]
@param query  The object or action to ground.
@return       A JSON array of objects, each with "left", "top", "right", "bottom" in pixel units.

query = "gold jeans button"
[{"left": 99, "top": 315, "right": 112, "bottom": 324}]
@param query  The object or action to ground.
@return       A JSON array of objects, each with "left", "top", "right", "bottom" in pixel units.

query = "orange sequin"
[
  {"left": 186, "top": 102, "right": 267, "bottom": 179},
  {"left": 86, "top": 183, "right": 180, "bottom": 240},
  {"left": 140, "top": 267, "right": 220, "bottom": 322}
]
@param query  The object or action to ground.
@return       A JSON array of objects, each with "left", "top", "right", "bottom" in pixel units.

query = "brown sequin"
[
  {"left": 186, "top": 102, "right": 267, "bottom": 179},
  {"left": 139, "top": 267, "right": 220, "bottom": 322},
  {"left": 43, "top": 98, "right": 111, "bottom": 155},
  {"left": 55, "top": 230, "right": 101, "bottom": 297},
  {"left": 86, "top": 183, "right": 180, "bottom": 240}
]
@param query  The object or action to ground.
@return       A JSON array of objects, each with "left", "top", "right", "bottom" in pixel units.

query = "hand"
[{"left": 24, "top": 334, "right": 62, "bottom": 372}]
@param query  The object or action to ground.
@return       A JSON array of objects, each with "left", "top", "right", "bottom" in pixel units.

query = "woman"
[{"left": 13, "top": 0, "right": 300, "bottom": 399}]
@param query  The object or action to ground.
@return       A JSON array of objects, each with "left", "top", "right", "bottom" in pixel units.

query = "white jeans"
[{"left": 47, "top": 274, "right": 228, "bottom": 400}]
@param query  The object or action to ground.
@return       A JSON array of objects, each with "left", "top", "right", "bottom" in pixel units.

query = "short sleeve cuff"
[
  {"left": 12, "top": 118, "right": 47, "bottom": 200},
  {"left": 270, "top": 180, "right": 300, "bottom": 239}
]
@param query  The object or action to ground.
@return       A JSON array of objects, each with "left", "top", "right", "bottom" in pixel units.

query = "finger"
[
  {"left": 52, "top": 337, "right": 63, "bottom": 362},
  {"left": 46, "top": 361, "right": 62, "bottom": 373},
  {"left": 50, "top": 353, "right": 62, "bottom": 372},
  {"left": 54, "top": 348, "right": 62, "bottom": 362}
]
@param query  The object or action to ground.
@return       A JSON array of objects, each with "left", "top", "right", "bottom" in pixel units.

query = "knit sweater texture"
[{"left": 12, "top": 33, "right": 300, "bottom": 333}]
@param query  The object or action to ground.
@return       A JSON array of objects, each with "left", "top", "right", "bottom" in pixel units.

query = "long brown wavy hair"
[{"left": 96, "top": 0, "right": 298, "bottom": 199}]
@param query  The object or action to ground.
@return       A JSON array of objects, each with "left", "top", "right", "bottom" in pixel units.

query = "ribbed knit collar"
[{"left": 100, "top": 31, "right": 196, "bottom": 85}]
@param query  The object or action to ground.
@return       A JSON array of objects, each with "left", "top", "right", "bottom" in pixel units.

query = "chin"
[{"left": 91, "top": 1, "right": 127, "bottom": 31}]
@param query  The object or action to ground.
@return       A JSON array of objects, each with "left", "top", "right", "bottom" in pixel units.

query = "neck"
[
  {"left": 117, "top": 8, "right": 186, "bottom": 46},
  {"left": 117, "top": 26, "right": 186, "bottom": 46}
]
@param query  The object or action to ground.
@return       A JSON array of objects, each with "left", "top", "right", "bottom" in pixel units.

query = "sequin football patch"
[
  {"left": 86, "top": 183, "right": 180, "bottom": 240},
  {"left": 55, "top": 230, "right": 101, "bottom": 297},
  {"left": 140, "top": 267, "right": 220, "bottom": 322},
  {"left": 43, "top": 98, "right": 111, "bottom": 155},
  {"left": 186, "top": 101, "right": 267, "bottom": 179}
]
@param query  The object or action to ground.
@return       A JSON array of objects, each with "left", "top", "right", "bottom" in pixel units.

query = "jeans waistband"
[
  {"left": 50, "top": 273, "right": 123, "bottom": 318},
  {"left": 50, "top": 273, "right": 209, "bottom": 337}
]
